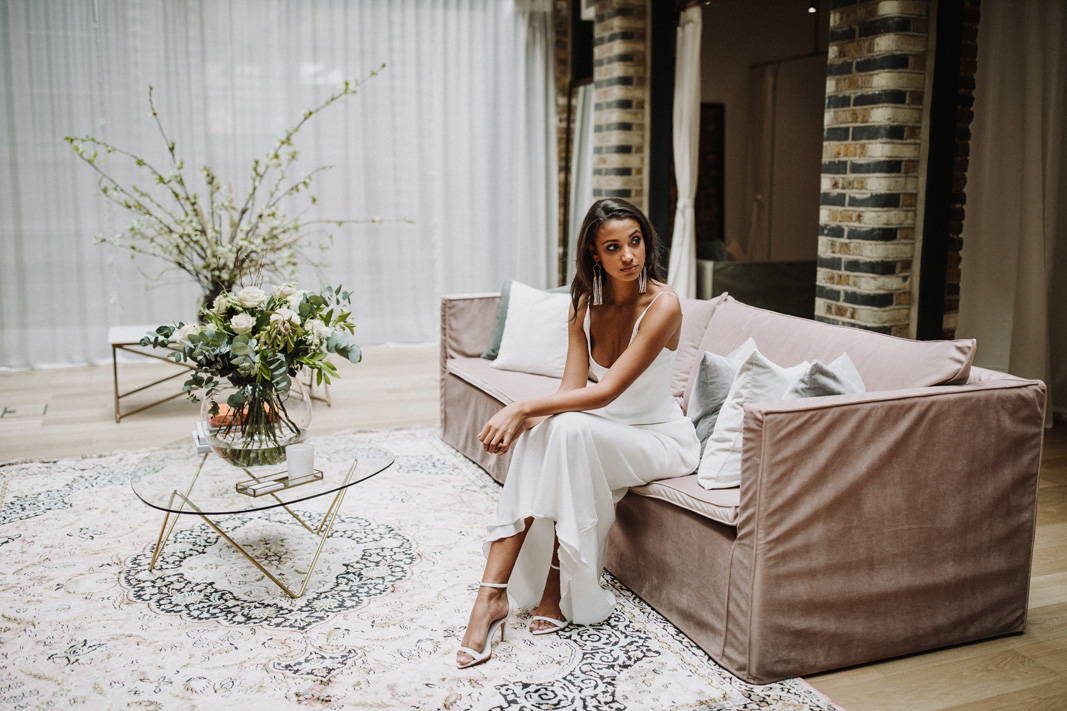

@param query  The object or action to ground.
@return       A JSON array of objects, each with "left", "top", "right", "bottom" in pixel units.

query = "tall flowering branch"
[{"left": 65, "top": 63, "right": 412, "bottom": 310}]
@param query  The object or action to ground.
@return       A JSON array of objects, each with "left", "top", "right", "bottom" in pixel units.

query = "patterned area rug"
[{"left": 0, "top": 428, "right": 841, "bottom": 710}]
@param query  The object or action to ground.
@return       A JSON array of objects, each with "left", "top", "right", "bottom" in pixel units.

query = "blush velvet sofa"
[{"left": 439, "top": 291, "right": 1047, "bottom": 684}]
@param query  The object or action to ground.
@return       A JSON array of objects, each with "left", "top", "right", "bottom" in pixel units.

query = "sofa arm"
[
  {"left": 440, "top": 292, "right": 500, "bottom": 359},
  {"left": 440, "top": 293, "right": 500, "bottom": 426},
  {"left": 724, "top": 378, "right": 1047, "bottom": 681}
]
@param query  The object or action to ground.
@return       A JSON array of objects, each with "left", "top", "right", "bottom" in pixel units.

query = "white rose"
[
  {"left": 272, "top": 283, "right": 296, "bottom": 298},
  {"left": 229, "top": 312, "right": 255, "bottom": 335},
  {"left": 270, "top": 307, "right": 300, "bottom": 325},
  {"left": 305, "top": 318, "right": 332, "bottom": 340},
  {"left": 235, "top": 285, "right": 268, "bottom": 309},
  {"left": 169, "top": 323, "right": 199, "bottom": 344},
  {"left": 212, "top": 292, "right": 230, "bottom": 312}
]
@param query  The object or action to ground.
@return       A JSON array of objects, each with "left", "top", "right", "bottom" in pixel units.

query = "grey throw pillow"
[
  {"left": 783, "top": 352, "right": 866, "bottom": 399},
  {"left": 482, "top": 281, "right": 570, "bottom": 360},
  {"left": 481, "top": 280, "right": 514, "bottom": 360},
  {"left": 686, "top": 338, "right": 758, "bottom": 456}
]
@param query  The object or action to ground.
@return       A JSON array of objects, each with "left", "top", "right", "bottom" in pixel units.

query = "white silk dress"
[{"left": 483, "top": 291, "right": 701, "bottom": 624}]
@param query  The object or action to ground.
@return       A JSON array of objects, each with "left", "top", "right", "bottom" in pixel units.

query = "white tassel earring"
[
  {"left": 592, "top": 262, "right": 603, "bottom": 306},
  {"left": 638, "top": 266, "right": 647, "bottom": 294}
]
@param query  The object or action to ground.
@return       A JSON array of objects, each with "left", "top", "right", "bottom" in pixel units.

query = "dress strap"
[{"left": 630, "top": 291, "right": 667, "bottom": 341}]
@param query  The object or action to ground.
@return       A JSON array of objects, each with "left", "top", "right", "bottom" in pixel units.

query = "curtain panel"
[
  {"left": 666, "top": 4, "right": 701, "bottom": 298},
  {"left": 0, "top": 0, "right": 556, "bottom": 367},
  {"left": 956, "top": 0, "right": 1066, "bottom": 422},
  {"left": 566, "top": 82, "right": 594, "bottom": 285},
  {"left": 741, "top": 63, "right": 776, "bottom": 263}
]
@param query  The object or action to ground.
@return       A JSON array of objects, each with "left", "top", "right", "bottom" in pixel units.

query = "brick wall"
[
  {"left": 591, "top": 0, "right": 649, "bottom": 211},
  {"left": 942, "top": 0, "right": 979, "bottom": 338},
  {"left": 816, "top": 0, "right": 930, "bottom": 337},
  {"left": 554, "top": 0, "right": 573, "bottom": 284}
]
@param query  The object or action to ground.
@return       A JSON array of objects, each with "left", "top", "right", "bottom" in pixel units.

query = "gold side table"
[{"left": 109, "top": 325, "right": 194, "bottom": 422}]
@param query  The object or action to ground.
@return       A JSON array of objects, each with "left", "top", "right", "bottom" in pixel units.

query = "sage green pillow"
[{"left": 482, "top": 280, "right": 570, "bottom": 360}]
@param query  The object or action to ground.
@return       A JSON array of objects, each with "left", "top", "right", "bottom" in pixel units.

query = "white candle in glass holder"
[{"left": 286, "top": 443, "right": 314, "bottom": 477}]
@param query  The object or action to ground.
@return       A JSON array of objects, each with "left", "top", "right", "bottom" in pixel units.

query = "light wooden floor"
[
  {"left": 1, "top": 345, "right": 1064, "bottom": 710},
  {"left": 0, "top": 344, "right": 441, "bottom": 461}
]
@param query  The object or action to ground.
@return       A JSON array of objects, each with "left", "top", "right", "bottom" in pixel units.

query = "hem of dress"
[{"left": 483, "top": 514, "right": 613, "bottom": 626}]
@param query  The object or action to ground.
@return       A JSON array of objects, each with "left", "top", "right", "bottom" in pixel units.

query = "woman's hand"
[{"left": 478, "top": 402, "right": 529, "bottom": 455}]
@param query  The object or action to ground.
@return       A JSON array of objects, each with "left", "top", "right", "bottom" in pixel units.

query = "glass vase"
[{"left": 200, "top": 379, "right": 312, "bottom": 468}]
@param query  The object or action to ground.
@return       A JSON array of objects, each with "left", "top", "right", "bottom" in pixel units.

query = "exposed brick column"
[
  {"left": 553, "top": 0, "right": 572, "bottom": 285},
  {"left": 942, "top": 0, "right": 979, "bottom": 338},
  {"left": 816, "top": 0, "right": 930, "bottom": 337},
  {"left": 592, "top": 0, "right": 649, "bottom": 211}
]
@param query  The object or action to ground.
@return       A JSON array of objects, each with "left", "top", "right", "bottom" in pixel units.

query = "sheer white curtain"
[
  {"left": 666, "top": 4, "right": 700, "bottom": 298},
  {"left": 0, "top": 0, "right": 556, "bottom": 367},
  {"left": 957, "top": 0, "right": 1066, "bottom": 424},
  {"left": 566, "top": 82, "right": 594, "bottom": 284}
]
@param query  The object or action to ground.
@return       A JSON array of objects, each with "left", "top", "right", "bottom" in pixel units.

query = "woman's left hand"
[{"left": 478, "top": 402, "right": 528, "bottom": 455}]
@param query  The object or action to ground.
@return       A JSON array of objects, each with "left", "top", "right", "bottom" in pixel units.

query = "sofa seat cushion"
[
  {"left": 450, "top": 356, "right": 738, "bottom": 525},
  {"left": 630, "top": 475, "right": 740, "bottom": 526},
  {"left": 447, "top": 356, "right": 560, "bottom": 404},
  {"left": 693, "top": 294, "right": 976, "bottom": 393}
]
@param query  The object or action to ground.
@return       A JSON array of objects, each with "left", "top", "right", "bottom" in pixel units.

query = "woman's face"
[{"left": 592, "top": 218, "right": 645, "bottom": 284}]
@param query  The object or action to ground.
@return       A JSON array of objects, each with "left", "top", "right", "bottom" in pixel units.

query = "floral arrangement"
[
  {"left": 142, "top": 283, "right": 360, "bottom": 464},
  {"left": 65, "top": 65, "right": 409, "bottom": 312}
]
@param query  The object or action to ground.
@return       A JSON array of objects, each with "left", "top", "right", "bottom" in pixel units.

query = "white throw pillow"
[
  {"left": 490, "top": 280, "right": 570, "bottom": 378},
  {"left": 685, "top": 338, "right": 759, "bottom": 455},
  {"left": 697, "top": 348, "right": 810, "bottom": 490}
]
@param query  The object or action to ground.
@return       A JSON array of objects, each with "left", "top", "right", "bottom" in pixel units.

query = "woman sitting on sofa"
[{"left": 456, "top": 198, "right": 701, "bottom": 668}]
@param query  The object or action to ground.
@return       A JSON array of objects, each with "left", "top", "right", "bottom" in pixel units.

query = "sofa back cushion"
[
  {"left": 673, "top": 295, "right": 726, "bottom": 402},
  {"left": 688, "top": 294, "right": 976, "bottom": 396}
]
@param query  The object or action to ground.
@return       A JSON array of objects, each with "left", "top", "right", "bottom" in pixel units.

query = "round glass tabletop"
[{"left": 131, "top": 445, "right": 395, "bottom": 515}]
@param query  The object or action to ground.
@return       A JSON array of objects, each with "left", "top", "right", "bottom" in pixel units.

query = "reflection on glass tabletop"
[{"left": 131, "top": 447, "right": 395, "bottom": 516}]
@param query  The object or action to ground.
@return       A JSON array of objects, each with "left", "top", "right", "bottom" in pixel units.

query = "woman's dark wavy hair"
[{"left": 568, "top": 198, "right": 666, "bottom": 321}]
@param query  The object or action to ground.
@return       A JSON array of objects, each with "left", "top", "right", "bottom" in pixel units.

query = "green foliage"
[{"left": 141, "top": 283, "right": 360, "bottom": 403}]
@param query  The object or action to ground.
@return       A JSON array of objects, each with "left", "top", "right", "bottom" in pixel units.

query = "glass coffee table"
[{"left": 132, "top": 445, "right": 394, "bottom": 598}]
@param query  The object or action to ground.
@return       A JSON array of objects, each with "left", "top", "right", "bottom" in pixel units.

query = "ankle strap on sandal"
[{"left": 479, "top": 581, "right": 508, "bottom": 589}]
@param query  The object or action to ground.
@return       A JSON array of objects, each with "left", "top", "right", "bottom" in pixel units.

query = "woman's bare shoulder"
[{"left": 648, "top": 282, "right": 681, "bottom": 313}]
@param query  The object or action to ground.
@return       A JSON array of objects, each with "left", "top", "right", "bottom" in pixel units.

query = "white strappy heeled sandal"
[
  {"left": 456, "top": 582, "right": 510, "bottom": 669},
  {"left": 530, "top": 563, "right": 569, "bottom": 636}
]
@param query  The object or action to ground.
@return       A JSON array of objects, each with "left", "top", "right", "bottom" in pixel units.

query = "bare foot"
[
  {"left": 457, "top": 586, "right": 509, "bottom": 667},
  {"left": 530, "top": 565, "right": 566, "bottom": 633}
]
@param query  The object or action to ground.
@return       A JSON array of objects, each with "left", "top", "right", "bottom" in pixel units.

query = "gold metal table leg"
[
  {"left": 149, "top": 459, "right": 358, "bottom": 599},
  {"left": 112, "top": 344, "right": 120, "bottom": 423},
  {"left": 149, "top": 452, "right": 209, "bottom": 570},
  {"left": 113, "top": 344, "right": 195, "bottom": 422}
]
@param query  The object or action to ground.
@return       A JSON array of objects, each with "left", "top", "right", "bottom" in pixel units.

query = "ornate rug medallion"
[
  {"left": 121, "top": 512, "right": 416, "bottom": 631},
  {"left": 0, "top": 428, "right": 841, "bottom": 710}
]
